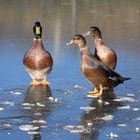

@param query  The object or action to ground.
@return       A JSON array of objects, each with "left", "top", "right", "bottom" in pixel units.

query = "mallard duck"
[
  {"left": 23, "top": 21, "right": 53, "bottom": 86},
  {"left": 67, "top": 35, "right": 130, "bottom": 97},
  {"left": 85, "top": 26, "right": 117, "bottom": 70}
]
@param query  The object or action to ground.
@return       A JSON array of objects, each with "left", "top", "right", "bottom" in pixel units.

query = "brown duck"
[
  {"left": 67, "top": 35, "right": 130, "bottom": 97},
  {"left": 85, "top": 26, "right": 117, "bottom": 70},
  {"left": 23, "top": 21, "right": 53, "bottom": 85}
]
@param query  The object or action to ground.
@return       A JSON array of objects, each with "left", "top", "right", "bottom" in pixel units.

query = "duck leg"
[
  {"left": 88, "top": 87, "right": 99, "bottom": 94},
  {"left": 40, "top": 78, "right": 50, "bottom": 85},
  {"left": 88, "top": 84, "right": 103, "bottom": 97}
]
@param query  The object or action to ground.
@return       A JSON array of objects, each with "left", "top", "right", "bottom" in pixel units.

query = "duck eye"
[{"left": 74, "top": 37, "right": 80, "bottom": 40}]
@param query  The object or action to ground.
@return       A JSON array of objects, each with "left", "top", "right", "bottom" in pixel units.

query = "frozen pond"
[{"left": 0, "top": 0, "right": 140, "bottom": 140}]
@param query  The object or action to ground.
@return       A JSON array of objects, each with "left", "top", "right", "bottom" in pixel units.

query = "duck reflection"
[
  {"left": 23, "top": 85, "right": 53, "bottom": 140},
  {"left": 80, "top": 91, "right": 122, "bottom": 140}
]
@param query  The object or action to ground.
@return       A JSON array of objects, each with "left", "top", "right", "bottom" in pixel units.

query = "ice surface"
[
  {"left": 22, "top": 103, "right": 35, "bottom": 107},
  {"left": 100, "top": 114, "right": 114, "bottom": 121},
  {"left": 64, "top": 125, "right": 91, "bottom": 133},
  {"left": 118, "top": 105, "right": 130, "bottom": 110},
  {"left": 1, "top": 101, "right": 15, "bottom": 106},
  {"left": 114, "top": 97, "right": 135, "bottom": 102},
  {"left": 12, "top": 91, "right": 22, "bottom": 95},
  {"left": 19, "top": 124, "right": 39, "bottom": 131},
  {"left": 0, "top": 107, "right": 4, "bottom": 111},
  {"left": 31, "top": 120, "right": 47, "bottom": 124},
  {"left": 133, "top": 108, "right": 140, "bottom": 111},
  {"left": 107, "top": 132, "right": 119, "bottom": 138},
  {"left": 118, "top": 124, "right": 127, "bottom": 127},
  {"left": 74, "top": 85, "right": 82, "bottom": 89},
  {"left": 80, "top": 106, "right": 96, "bottom": 113},
  {"left": 36, "top": 102, "right": 45, "bottom": 107}
]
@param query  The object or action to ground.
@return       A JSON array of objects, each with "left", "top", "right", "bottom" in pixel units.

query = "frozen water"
[
  {"left": 118, "top": 105, "right": 130, "bottom": 110},
  {"left": 64, "top": 125, "right": 91, "bottom": 133},
  {"left": 19, "top": 124, "right": 39, "bottom": 131},
  {"left": 0, "top": 107, "right": 4, "bottom": 111},
  {"left": 100, "top": 114, "right": 114, "bottom": 121},
  {"left": 118, "top": 124, "right": 127, "bottom": 127},
  {"left": 12, "top": 91, "right": 22, "bottom": 95},
  {"left": 114, "top": 97, "right": 135, "bottom": 102},
  {"left": 107, "top": 132, "right": 119, "bottom": 138},
  {"left": 80, "top": 106, "right": 96, "bottom": 113}
]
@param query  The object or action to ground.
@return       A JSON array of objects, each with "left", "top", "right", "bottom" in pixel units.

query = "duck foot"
[
  {"left": 40, "top": 79, "right": 50, "bottom": 85},
  {"left": 31, "top": 80, "right": 40, "bottom": 86},
  {"left": 87, "top": 85, "right": 103, "bottom": 98},
  {"left": 31, "top": 79, "right": 50, "bottom": 86},
  {"left": 88, "top": 87, "right": 98, "bottom": 94}
]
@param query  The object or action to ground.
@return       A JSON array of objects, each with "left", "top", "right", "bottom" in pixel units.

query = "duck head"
[
  {"left": 33, "top": 21, "right": 42, "bottom": 39},
  {"left": 66, "top": 34, "right": 86, "bottom": 48},
  {"left": 85, "top": 26, "right": 102, "bottom": 38}
]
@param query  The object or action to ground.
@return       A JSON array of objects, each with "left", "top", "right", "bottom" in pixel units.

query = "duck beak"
[
  {"left": 83, "top": 31, "right": 91, "bottom": 37},
  {"left": 66, "top": 40, "right": 74, "bottom": 46}
]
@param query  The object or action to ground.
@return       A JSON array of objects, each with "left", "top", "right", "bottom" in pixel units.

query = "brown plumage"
[
  {"left": 85, "top": 26, "right": 117, "bottom": 70},
  {"left": 23, "top": 21, "right": 53, "bottom": 85},
  {"left": 67, "top": 35, "right": 130, "bottom": 96}
]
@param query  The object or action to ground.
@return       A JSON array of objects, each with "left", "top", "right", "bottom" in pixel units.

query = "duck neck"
[
  {"left": 78, "top": 41, "right": 86, "bottom": 49},
  {"left": 94, "top": 35, "right": 104, "bottom": 48},
  {"left": 94, "top": 34, "right": 102, "bottom": 40},
  {"left": 79, "top": 45, "right": 90, "bottom": 55},
  {"left": 32, "top": 38, "right": 44, "bottom": 49}
]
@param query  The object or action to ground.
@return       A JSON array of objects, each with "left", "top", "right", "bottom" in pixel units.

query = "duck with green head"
[
  {"left": 23, "top": 21, "right": 53, "bottom": 86},
  {"left": 67, "top": 35, "right": 130, "bottom": 97}
]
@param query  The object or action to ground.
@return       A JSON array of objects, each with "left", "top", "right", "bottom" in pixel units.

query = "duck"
[
  {"left": 67, "top": 34, "right": 130, "bottom": 97},
  {"left": 85, "top": 26, "right": 117, "bottom": 70},
  {"left": 23, "top": 21, "right": 53, "bottom": 86}
]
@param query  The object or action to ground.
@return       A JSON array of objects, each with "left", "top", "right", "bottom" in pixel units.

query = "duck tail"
[{"left": 121, "top": 77, "right": 131, "bottom": 82}]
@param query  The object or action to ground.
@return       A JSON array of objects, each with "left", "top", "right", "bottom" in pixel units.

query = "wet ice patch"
[
  {"left": 2, "top": 123, "right": 12, "bottom": 127},
  {"left": 87, "top": 94, "right": 98, "bottom": 98},
  {"left": 27, "top": 131, "right": 40, "bottom": 135},
  {"left": 1, "top": 101, "right": 15, "bottom": 106},
  {"left": 33, "top": 112, "right": 42, "bottom": 116},
  {"left": 114, "top": 97, "right": 135, "bottom": 102},
  {"left": 64, "top": 125, "right": 90, "bottom": 133},
  {"left": 12, "top": 91, "right": 22, "bottom": 95},
  {"left": 23, "top": 106, "right": 32, "bottom": 110},
  {"left": 19, "top": 124, "right": 39, "bottom": 131},
  {"left": 127, "top": 94, "right": 135, "bottom": 97},
  {"left": 136, "top": 127, "right": 140, "bottom": 132},
  {"left": 74, "top": 85, "right": 82, "bottom": 89},
  {"left": 22, "top": 103, "right": 35, "bottom": 107},
  {"left": 118, "top": 124, "right": 127, "bottom": 127},
  {"left": 135, "top": 117, "right": 140, "bottom": 121},
  {"left": 0, "top": 107, "right": 4, "bottom": 111},
  {"left": 118, "top": 105, "right": 130, "bottom": 110},
  {"left": 48, "top": 97, "right": 58, "bottom": 103},
  {"left": 100, "top": 114, "right": 114, "bottom": 121},
  {"left": 32, "top": 120, "right": 47, "bottom": 124},
  {"left": 107, "top": 132, "right": 119, "bottom": 138},
  {"left": 133, "top": 108, "right": 140, "bottom": 111},
  {"left": 36, "top": 102, "right": 45, "bottom": 107},
  {"left": 80, "top": 106, "right": 96, "bottom": 113}
]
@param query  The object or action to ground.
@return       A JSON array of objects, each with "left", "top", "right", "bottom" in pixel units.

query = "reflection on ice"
[
  {"left": 114, "top": 97, "right": 135, "bottom": 102},
  {"left": 118, "top": 105, "right": 130, "bottom": 110},
  {"left": 19, "top": 124, "right": 39, "bottom": 131},
  {"left": 107, "top": 132, "right": 119, "bottom": 138},
  {"left": 0, "top": 107, "right": 4, "bottom": 111},
  {"left": 80, "top": 106, "right": 96, "bottom": 113},
  {"left": 64, "top": 125, "right": 91, "bottom": 133},
  {"left": 100, "top": 114, "right": 114, "bottom": 121},
  {"left": 20, "top": 85, "right": 55, "bottom": 138},
  {"left": 118, "top": 124, "right": 127, "bottom": 127}
]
